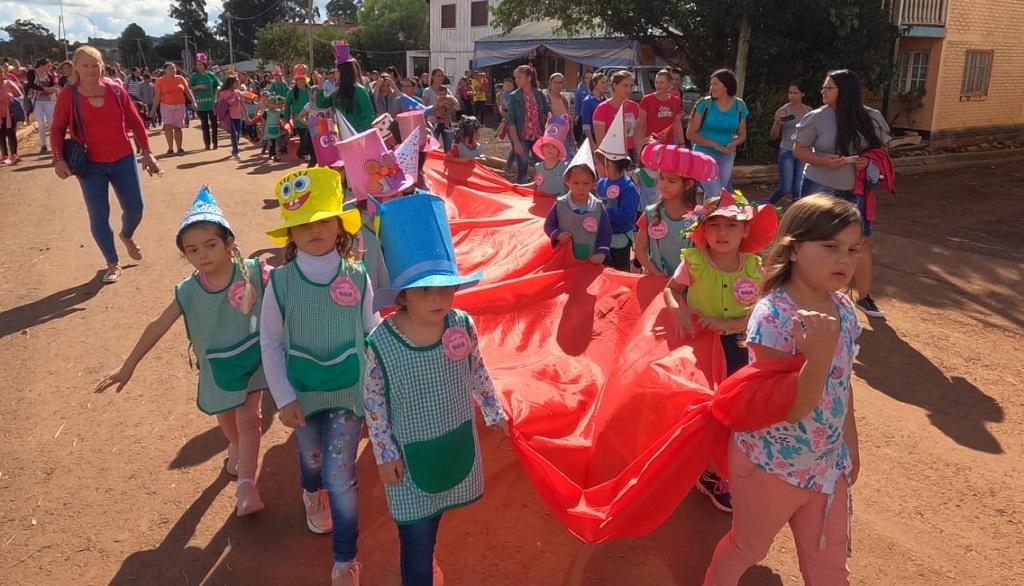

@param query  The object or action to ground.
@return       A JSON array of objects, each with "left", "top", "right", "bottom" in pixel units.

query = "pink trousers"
[{"left": 703, "top": 440, "right": 850, "bottom": 586}]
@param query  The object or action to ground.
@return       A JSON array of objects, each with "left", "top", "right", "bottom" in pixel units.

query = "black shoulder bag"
[{"left": 63, "top": 86, "right": 89, "bottom": 177}]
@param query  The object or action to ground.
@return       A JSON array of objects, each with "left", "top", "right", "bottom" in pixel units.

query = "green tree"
[
  {"left": 216, "top": 0, "right": 318, "bottom": 57},
  {"left": 492, "top": 0, "right": 899, "bottom": 159},
  {"left": 118, "top": 24, "right": 159, "bottom": 69},
  {"left": 326, "top": 0, "right": 360, "bottom": 23},
  {"left": 351, "top": 0, "right": 427, "bottom": 69},
  {"left": 169, "top": 0, "right": 214, "bottom": 50},
  {"left": 313, "top": 27, "right": 348, "bottom": 70},
  {"left": 2, "top": 20, "right": 61, "bottom": 63},
  {"left": 253, "top": 22, "right": 305, "bottom": 70}
]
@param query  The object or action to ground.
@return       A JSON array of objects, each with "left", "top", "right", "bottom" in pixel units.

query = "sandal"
[
  {"left": 102, "top": 265, "right": 122, "bottom": 283},
  {"left": 119, "top": 234, "right": 143, "bottom": 261}
]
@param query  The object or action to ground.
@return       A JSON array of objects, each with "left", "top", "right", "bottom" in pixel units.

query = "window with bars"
[
  {"left": 471, "top": 1, "right": 489, "bottom": 27},
  {"left": 441, "top": 4, "right": 456, "bottom": 29},
  {"left": 896, "top": 51, "right": 929, "bottom": 94},
  {"left": 961, "top": 51, "right": 993, "bottom": 96}
]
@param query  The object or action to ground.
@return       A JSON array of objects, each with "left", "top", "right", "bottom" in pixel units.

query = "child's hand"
[
  {"left": 494, "top": 419, "right": 510, "bottom": 436},
  {"left": 278, "top": 401, "right": 307, "bottom": 428},
  {"left": 95, "top": 364, "right": 135, "bottom": 393},
  {"left": 556, "top": 232, "right": 572, "bottom": 243},
  {"left": 792, "top": 310, "right": 839, "bottom": 365},
  {"left": 588, "top": 253, "right": 606, "bottom": 264},
  {"left": 672, "top": 307, "right": 697, "bottom": 337},
  {"left": 378, "top": 459, "right": 404, "bottom": 485},
  {"left": 699, "top": 316, "right": 732, "bottom": 333}
]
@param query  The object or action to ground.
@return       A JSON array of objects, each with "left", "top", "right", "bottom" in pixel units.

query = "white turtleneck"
[{"left": 259, "top": 249, "right": 380, "bottom": 409}]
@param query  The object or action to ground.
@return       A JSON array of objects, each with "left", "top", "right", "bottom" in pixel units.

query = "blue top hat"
[
  {"left": 374, "top": 194, "right": 483, "bottom": 312},
  {"left": 179, "top": 185, "right": 232, "bottom": 236}
]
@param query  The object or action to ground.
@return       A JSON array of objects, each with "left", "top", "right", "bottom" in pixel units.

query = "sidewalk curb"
[{"left": 733, "top": 148, "right": 1024, "bottom": 183}]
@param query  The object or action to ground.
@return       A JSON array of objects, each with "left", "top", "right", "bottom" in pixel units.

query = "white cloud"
[{"left": 2, "top": 0, "right": 331, "bottom": 44}]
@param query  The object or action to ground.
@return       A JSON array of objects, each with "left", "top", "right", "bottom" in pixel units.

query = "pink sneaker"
[
  {"left": 235, "top": 480, "right": 265, "bottom": 517},
  {"left": 7, "top": 154, "right": 20, "bottom": 165},
  {"left": 331, "top": 560, "right": 361, "bottom": 586},
  {"left": 303, "top": 489, "right": 333, "bottom": 534}
]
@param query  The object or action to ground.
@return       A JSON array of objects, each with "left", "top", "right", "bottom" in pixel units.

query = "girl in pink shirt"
[{"left": 218, "top": 75, "right": 249, "bottom": 160}]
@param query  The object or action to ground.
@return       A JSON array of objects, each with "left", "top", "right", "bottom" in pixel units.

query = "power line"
[{"left": 225, "top": 0, "right": 289, "bottom": 21}]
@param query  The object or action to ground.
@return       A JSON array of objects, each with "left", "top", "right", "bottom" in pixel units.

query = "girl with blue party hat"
[
  {"left": 364, "top": 194, "right": 508, "bottom": 585},
  {"left": 96, "top": 185, "right": 269, "bottom": 517},
  {"left": 258, "top": 167, "right": 376, "bottom": 586}
]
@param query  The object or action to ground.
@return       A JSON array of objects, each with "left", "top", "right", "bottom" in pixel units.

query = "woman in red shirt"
[
  {"left": 593, "top": 70, "right": 641, "bottom": 162},
  {"left": 51, "top": 46, "right": 161, "bottom": 283}
]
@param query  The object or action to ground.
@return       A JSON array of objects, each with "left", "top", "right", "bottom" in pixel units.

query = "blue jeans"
[
  {"left": 768, "top": 149, "right": 806, "bottom": 203},
  {"left": 228, "top": 118, "right": 242, "bottom": 155},
  {"left": 294, "top": 409, "right": 363, "bottom": 563},
  {"left": 698, "top": 150, "right": 735, "bottom": 200},
  {"left": 397, "top": 514, "right": 443, "bottom": 586},
  {"left": 433, "top": 123, "right": 452, "bottom": 153},
  {"left": 78, "top": 153, "right": 145, "bottom": 265},
  {"left": 514, "top": 138, "right": 537, "bottom": 184},
  {"left": 801, "top": 177, "right": 872, "bottom": 236}
]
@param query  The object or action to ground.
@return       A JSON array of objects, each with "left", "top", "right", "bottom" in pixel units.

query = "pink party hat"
[
  {"left": 338, "top": 129, "right": 415, "bottom": 200},
  {"left": 397, "top": 110, "right": 440, "bottom": 153}
]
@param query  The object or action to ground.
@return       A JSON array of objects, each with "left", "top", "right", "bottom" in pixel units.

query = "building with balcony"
[{"left": 887, "top": 0, "right": 1024, "bottom": 146}]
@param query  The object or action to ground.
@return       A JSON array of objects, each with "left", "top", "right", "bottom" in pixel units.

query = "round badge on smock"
[
  {"left": 442, "top": 327, "right": 472, "bottom": 361},
  {"left": 582, "top": 216, "right": 598, "bottom": 233},
  {"left": 647, "top": 220, "right": 669, "bottom": 240},
  {"left": 732, "top": 277, "right": 759, "bottom": 305},
  {"left": 330, "top": 276, "right": 362, "bottom": 306}
]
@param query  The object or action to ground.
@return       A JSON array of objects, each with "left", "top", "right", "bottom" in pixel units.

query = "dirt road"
[{"left": 1, "top": 127, "right": 1021, "bottom": 585}]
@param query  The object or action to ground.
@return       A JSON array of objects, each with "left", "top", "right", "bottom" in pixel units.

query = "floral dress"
[{"left": 734, "top": 287, "right": 861, "bottom": 495}]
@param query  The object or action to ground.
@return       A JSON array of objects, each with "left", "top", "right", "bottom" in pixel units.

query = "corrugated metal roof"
[{"left": 477, "top": 19, "right": 624, "bottom": 43}]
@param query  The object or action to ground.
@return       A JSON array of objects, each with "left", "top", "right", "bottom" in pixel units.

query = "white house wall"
[{"left": 429, "top": 0, "right": 501, "bottom": 76}]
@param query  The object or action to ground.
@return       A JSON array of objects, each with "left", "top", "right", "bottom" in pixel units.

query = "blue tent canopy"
[{"left": 474, "top": 20, "right": 638, "bottom": 68}]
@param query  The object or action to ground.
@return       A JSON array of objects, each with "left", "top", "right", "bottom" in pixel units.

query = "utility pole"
[
  {"left": 136, "top": 38, "right": 148, "bottom": 70},
  {"left": 182, "top": 33, "right": 192, "bottom": 72},
  {"left": 734, "top": 11, "right": 751, "bottom": 98},
  {"left": 307, "top": 0, "right": 314, "bottom": 66},
  {"left": 58, "top": 0, "right": 69, "bottom": 60},
  {"left": 227, "top": 14, "right": 235, "bottom": 67}
]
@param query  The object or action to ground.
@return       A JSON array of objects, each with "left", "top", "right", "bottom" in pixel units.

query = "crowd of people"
[{"left": 1, "top": 37, "right": 897, "bottom": 586}]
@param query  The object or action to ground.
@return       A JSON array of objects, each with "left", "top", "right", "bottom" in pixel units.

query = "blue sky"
[{"left": 1, "top": 1, "right": 329, "bottom": 43}]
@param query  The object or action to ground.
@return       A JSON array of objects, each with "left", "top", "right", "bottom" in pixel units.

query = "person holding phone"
[
  {"left": 767, "top": 82, "right": 811, "bottom": 204},
  {"left": 793, "top": 69, "right": 891, "bottom": 319}
]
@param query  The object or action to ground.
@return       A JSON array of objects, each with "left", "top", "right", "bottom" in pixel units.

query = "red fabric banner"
[{"left": 423, "top": 155, "right": 787, "bottom": 543}]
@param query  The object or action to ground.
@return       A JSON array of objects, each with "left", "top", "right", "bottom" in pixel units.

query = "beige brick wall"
[{"left": 930, "top": 0, "right": 1024, "bottom": 132}]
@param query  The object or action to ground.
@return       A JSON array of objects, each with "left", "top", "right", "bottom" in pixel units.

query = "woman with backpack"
[{"left": 686, "top": 69, "right": 748, "bottom": 197}]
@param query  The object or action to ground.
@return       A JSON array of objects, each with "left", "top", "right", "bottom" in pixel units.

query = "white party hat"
[
  {"left": 563, "top": 137, "right": 597, "bottom": 179},
  {"left": 394, "top": 126, "right": 421, "bottom": 181},
  {"left": 597, "top": 105, "right": 629, "bottom": 161}
]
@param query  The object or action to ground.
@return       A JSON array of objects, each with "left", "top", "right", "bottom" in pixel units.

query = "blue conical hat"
[
  {"left": 179, "top": 185, "right": 232, "bottom": 235},
  {"left": 374, "top": 193, "right": 483, "bottom": 312}
]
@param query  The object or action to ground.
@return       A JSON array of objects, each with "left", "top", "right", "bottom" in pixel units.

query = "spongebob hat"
[{"left": 266, "top": 168, "right": 362, "bottom": 245}]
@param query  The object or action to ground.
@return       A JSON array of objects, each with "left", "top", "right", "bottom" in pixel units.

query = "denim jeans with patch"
[{"left": 295, "top": 409, "right": 363, "bottom": 563}]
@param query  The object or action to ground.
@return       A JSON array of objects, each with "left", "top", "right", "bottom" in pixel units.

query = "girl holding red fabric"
[
  {"left": 665, "top": 189, "right": 778, "bottom": 512},
  {"left": 703, "top": 195, "right": 864, "bottom": 586}
]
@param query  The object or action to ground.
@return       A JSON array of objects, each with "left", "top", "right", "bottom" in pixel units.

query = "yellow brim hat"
[
  {"left": 266, "top": 208, "right": 361, "bottom": 245},
  {"left": 266, "top": 168, "right": 362, "bottom": 245}
]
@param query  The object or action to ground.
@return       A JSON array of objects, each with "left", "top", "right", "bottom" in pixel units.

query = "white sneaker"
[
  {"left": 303, "top": 489, "right": 333, "bottom": 534},
  {"left": 235, "top": 480, "right": 265, "bottom": 517},
  {"left": 224, "top": 442, "right": 239, "bottom": 476},
  {"left": 331, "top": 560, "right": 361, "bottom": 586}
]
